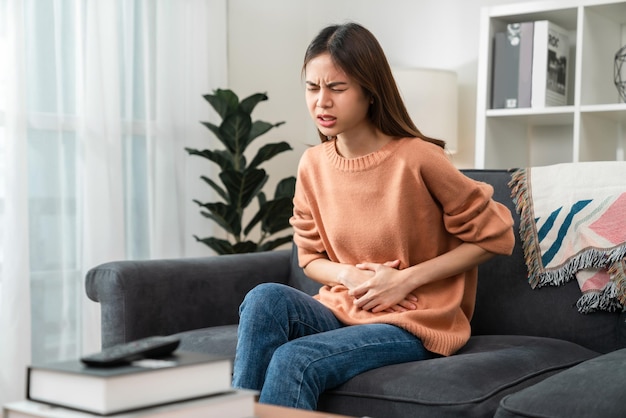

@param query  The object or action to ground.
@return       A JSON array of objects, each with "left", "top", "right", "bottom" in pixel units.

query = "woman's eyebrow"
[
  {"left": 305, "top": 80, "right": 348, "bottom": 88},
  {"left": 326, "top": 81, "right": 348, "bottom": 88}
]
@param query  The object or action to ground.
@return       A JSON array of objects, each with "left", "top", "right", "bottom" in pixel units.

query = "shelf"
[
  {"left": 580, "top": 103, "right": 626, "bottom": 121},
  {"left": 489, "top": 5, "right": 578, "bottom": 30},
  {"left": 584, "top": 2, "right": 626, "bottom": 24},
  {"left": 475, "top": 0, "right": 626, "bottom": 169},
  {"left": 486, "top": 106, "right": 575, "bottom": 125}
]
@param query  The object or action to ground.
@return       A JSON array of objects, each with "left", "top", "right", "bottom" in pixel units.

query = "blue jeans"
[{"left": 232, "top": 283, "right": 434, "bottom": 410}]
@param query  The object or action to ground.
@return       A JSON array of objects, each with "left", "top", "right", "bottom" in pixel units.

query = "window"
[{"left": 0, "top": 0, "right": 226, "bottom": 371}]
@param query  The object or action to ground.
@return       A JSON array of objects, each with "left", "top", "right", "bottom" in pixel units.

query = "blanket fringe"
[
  {"left": 509, "top": 168, "right": 626, "bottom": 313},
  {"left": 576, "top": 281, "right": 624, "bottom": 313},
  {"left": 509, "top": 169, "right": 544, "bottom": 288},
  {"left": 538, "top": 245, "right": 626, "bottom": 288},
  {"left": 608, "top": 259, "right": 626, "bottom": 306}
]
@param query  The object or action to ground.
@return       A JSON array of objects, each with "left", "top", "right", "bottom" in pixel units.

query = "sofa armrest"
[{"left": 86, "top": 250, "right": 291, "bottom": 348}]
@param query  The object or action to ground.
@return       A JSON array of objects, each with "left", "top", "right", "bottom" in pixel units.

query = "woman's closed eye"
[
  {"left": 305, "top": 81, "right": 348, "bottom": 92},
  {"left": 306, "top": 82, "right": 320, "bottom": 91}
]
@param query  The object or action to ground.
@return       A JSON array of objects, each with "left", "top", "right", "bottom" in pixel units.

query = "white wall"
[{"left": 226, "top": 0, "right": 529, "bottom": 187}]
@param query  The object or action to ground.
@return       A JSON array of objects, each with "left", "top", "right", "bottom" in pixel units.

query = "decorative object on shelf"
[
  {"left": 185, "top": 89, "right": 296, "bottom": 255},
  {"left": 392, "top": 68, "right": 458, "bottom": 153},
  {"left": 614, "top": 44, "right": 626, "bottom": 102}
]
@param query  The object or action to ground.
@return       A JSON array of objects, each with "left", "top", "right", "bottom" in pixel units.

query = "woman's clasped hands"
[{"left": 339, "top": 260, "right": 418, "bottom": 314}]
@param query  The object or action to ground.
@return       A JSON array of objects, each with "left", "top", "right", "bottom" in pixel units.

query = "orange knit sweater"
[{"left": 290, "top": 137, "right": 515, "bottom": 356}]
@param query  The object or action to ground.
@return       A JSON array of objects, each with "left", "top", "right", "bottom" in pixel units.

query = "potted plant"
[{"left": 185, "top": 89, "right": 296, "bottom": 254}]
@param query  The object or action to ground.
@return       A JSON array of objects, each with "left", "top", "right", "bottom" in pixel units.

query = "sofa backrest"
[
  {"left": 464, "top": 169, "right": 625, "bottom": 354},
  {"left": 289, "top": 244, "right": 323, "bottom": 296},
  {"left": 288, "top": 169, "right": 625, "bottom": 354}
]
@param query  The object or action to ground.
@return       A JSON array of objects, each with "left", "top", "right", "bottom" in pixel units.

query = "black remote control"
[{"left": 80, "top": 335, "right": 181, "bottom": 367}]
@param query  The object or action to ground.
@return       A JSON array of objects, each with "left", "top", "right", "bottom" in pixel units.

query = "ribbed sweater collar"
[{"left": 323, "top": 138, "right": 402, "bottom": 172}]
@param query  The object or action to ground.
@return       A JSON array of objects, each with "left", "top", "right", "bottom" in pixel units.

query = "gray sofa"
[{"left": 85, "top": 169, "right": 626, "bottom": 418}]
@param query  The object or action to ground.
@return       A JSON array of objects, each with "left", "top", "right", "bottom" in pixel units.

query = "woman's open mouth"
[{"left": 317, "top": 115, "right": 337, "bottom": 128}]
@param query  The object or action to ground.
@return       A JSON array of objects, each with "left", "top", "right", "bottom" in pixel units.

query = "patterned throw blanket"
[{"left": 509, "top": 162, "right": 626, "bottom": 313}]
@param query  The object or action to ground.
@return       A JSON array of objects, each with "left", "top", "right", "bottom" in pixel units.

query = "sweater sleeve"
[
  {"left": 420, "top": 146, "right": 515, "bottom": 256},
  {"left": 289, "top": 150, "right": 328, "bottom": 268}
]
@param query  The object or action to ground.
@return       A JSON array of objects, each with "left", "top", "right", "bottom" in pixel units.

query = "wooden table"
[{"left": 254, "top": 403, "right": 355, "bottom": 417}]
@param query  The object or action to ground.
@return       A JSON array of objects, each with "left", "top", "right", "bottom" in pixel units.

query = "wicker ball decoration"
[{"left": 614, "top": 44, "right": 626, "bottom": 102}]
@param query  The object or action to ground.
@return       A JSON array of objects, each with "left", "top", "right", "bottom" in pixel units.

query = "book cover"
[
  {"left": 517, "top": 22, "right": 534, "bottom": 108},
  {"left": 26, "top": 351, "right": 233, "bottom": 416},
  {"left": 491, "top": 24, "right": 521, "bottom": 109},
  {"left": 531, "top": 20, "right": 569, "bottom": 107},
  {"left": 4, "top": 390, "right": 256, "bottom": 418}
]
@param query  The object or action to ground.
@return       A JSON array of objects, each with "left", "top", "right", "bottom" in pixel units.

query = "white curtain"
[{"left": 0, "top": 0, "right": 226, "bottom": 404}]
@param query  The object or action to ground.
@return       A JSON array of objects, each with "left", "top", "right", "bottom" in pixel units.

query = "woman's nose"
[{"left": 317, "top": 89, "right": 331, "bottom": 108}]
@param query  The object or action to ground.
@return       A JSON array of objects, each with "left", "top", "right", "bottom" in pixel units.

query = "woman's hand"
[
  {"left": 348, "top": 262, "right": 418, "bottom": 313},
  {"left": 349, "top": 243, "right": 496, "bottom": 313},
  {"left": 304, "top": 243, "right": 495, "bottom": 314},
  {"left": 304, "top": 259, "right": 417, "bottom": 312}
]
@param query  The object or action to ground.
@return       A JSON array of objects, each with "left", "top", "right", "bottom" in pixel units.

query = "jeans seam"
[{"left": 290, "top": 318, "right": 337, "bottom": 335}]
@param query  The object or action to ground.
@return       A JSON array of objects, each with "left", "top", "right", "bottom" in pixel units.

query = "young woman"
[{"left": 232, "top": 22, "right": 515, "bottom": 410}]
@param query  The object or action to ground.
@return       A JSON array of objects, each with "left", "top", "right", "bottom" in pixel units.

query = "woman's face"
[{"left": 304, "top": 53, "right": 372, "bottom": 140}]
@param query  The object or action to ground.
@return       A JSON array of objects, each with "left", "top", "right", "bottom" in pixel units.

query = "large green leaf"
[
  {"left": 193, "top": 236, "right": 235, "bottom": 255},
  {"left": 244, "top": 202, "right": 267, "bottom": 236},
  {"left": 200, "top": 121, "right": 229, "bottom": 149},
  {"left": 245, "top": 195, "right": 293, "bottom": 236},
  {"left": 248, "top": 120, "right": 285, "bottom": 143},
  {"left": 194, "top": 237, "right": 260, "bottom": 255},
  {"left": 204, "top": 89, "right": 239, "bottom": 119},
  {"left": 199, "top": 176, "right": 228, "bottom": 202},
  {"left": 274, "top": 176, "right": 296, "bottom": 199},
  {"left": 233, "top": 241, "right": 259, "bottom": 253},
  {"left": 194, "top": 200, "right": 241, "bottom": 236},
  {"left": 243, "top": 178, "right": 294, "bottom": 236},
  {"left": 248, "top": 142, "right": 293, "bottom": 169},
  {"left": 186, "top": 148, "right": 235, "bottom": 171},
  {"left": 239, "top": 93, "right": 268, "bottom": 115},
  {"left": 259, "top": 234, "right": 294, "bottom": 252},
  {"left": 219, "top": 111, "right": 252, "bottom": 156},
  {"left": 242, "top": 192, "right": 267, "bottom": 236},
  {"left": 220, "top": 168, "right": 267, "bottom": 211},
  {"left": 260, "top": 197, "right": 294, "bottom": 235},
  {"left": 257, "top": 191, "right": 267, "bottom": 206}
]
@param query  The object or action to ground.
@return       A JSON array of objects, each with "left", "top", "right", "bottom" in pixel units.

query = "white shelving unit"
[{"left": 475, "top": 0, "right": 626, "bottom": 169}]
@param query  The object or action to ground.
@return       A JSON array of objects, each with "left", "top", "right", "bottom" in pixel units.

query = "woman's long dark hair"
[{"left": 303, "top": 22, "right": 446, "bottom": 149}]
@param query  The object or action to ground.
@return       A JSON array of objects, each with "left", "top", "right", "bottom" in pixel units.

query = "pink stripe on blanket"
[
  {"left": 589, "top": 192, "right": 626, "bottom": 244},
  {"left": 580, "top": 269, "right": 610, "bottom": 292}
]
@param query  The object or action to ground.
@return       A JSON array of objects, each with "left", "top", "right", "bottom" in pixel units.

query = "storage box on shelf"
[{"left": 475, "top": 0, "right": 626, "bottom": 169}]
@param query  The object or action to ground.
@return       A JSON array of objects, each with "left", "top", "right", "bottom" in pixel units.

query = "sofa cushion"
[
  {"left": 317, "top": 335, "right": 599, "bottom": 418},
  {"left": 172, "top": 327, "right": 600, "bottom": 418},
  {"left": 495, "top": 347, "right": 626, "bottom": 418}
]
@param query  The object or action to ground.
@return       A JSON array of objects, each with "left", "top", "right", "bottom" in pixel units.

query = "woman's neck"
[{"left": 335, "top": 129, "right": 394, "bottom": 159}]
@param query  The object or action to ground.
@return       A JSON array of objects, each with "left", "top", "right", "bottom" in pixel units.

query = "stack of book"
[
  {"left": 491, "top": 20, "right": 569, "bottom": 109},
  {"left": 4, "top": 350, "right": 256, "bottom": 417}
]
